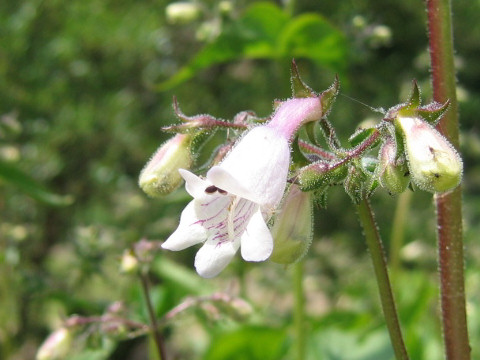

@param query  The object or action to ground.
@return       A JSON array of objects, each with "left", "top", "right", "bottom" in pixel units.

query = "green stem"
[
  {"left": 293, "top": 261, "right": 306, "bottom": 360},
  {"left": 140, "top": 272, "right": 166, "bottom": 360},
  {"left": 426, "top": 0, "right": 470, "bottom": 358},
  {"left": 389, "top": 191, "right": 412, "bottom": 275},
  {"left": 356, "top": 198, "right": 409, "bottom": 360}
]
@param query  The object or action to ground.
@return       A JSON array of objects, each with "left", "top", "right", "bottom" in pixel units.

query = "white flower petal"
[
  {"left": 194, "top": 239, "right": 240, "bottom": 278},
  {"left": 240, "top": 208, "right": 273, "bottom": 261},
  {"left": 179, "top": 169, "right": 210, "bottom": 198},
  {"left": 193, "top": 190, "right": 232, "bottom": 222},
  {"left": 162, "top": 201, "right": 207, "bottom": 251},
  {"left": 206, "top": 166, "right": 254, "bottom": 201},
  {"left": 207, "top": 126, "right": 290, "bottom": 209}
]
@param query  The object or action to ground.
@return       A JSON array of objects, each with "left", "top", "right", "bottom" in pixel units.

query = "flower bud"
[
  {"left": 120, "top": 249, "right": 139, "bottom": 274},
  {"left": 139, "top": 134, "right": 193, "bottom": 197},
  {"left": 219, "top": 1, "right": 233, "bottom": 15},
  {"left": 270, "top": 186, "right": 313, "bottom": 265},
  {"left": 396, "top": 116, "right": 462, "bottom": 193},
  {"left": 165, "top": 2, "right": 201, "bottom": 24},
  {"left": 297, "top": 161, "right": 348, "bottom": 192},
  {"left": 377, "top": 138, "right": 410, "bottom": 194},
  {"left": 36, "top": 327, "right": 72, "bottom": 360},
  {"left": 344, "top": 164, "right": 367, "bottom": 204}
]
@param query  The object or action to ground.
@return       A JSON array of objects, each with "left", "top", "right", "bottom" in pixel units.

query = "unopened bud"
[
  {"left": 297, "top": 161, "right": 347, "bottom": 192},
  {"left": 36, "top": 327, "right": 72, "bottom": 360},
  {"left": 378, "top": 138, "right": 410, "bottom": 194},
  {"left": 396, "top": 116, "right": 462, "bottom": 193},
  {"left": 218, "top": 1, "right": 233, "bottom": 15},
  {"left": 165, "top": 2, "right": 201, "bottom": 24},
  {"left": 369, "top": 25, "right": 392, "bottom": 48},
  {"left": 344, "top": 163, "right": 368, "bottom": 204},
  {"left": 270, "top": 186, "right": 313, "bottom": 264},
  {"left": 120, "top": 249, "right": 139, "bottom": 274},
  {"left": 139, "top": 134, "right": 193, "bottom": 197}
]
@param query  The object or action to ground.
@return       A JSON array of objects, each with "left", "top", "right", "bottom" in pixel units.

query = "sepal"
[
  {"left": 270, "top": 185, "right": 313, "bottom": 265},
  {"left": 291, "top": 59, "right": 316, "bottom": 98}
]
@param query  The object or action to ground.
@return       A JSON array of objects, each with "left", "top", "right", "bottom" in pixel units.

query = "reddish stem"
[{"left": 426, "top": 0, "right": 470, "bottom": 358}]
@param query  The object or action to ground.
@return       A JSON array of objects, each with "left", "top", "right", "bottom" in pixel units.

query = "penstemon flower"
[{"left": 161, "top": 97, "right": 323, "bottom": 277}]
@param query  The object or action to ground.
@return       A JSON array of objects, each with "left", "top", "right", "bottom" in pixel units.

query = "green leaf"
[
  {"left": 203, "top": 326, "right": 287, "bottom": 360},
  {"left": 158, "top": 2, "right": 288, "bottom": 90},
  {"left": 152, "top": 256, "right": 213, "bottom": 295},
  {"left": 158, "top": 3, "right": 347, "bottom": 90},
  {"left": 0, "top": 159, "right": 73, "bottom": 206},
  {"left": 308, "top": 328, "right": 394, "bottom": 360},
  {"left": 279, "top": 14, "right": 348, "bottom": 71}
]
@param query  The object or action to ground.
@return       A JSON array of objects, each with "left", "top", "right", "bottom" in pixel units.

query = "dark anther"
[
  {"left": 205, "top": 185, "right": 228, "bottom": 194},
  {"left": 205, "top": 185, "right": 218, "bottom": 193}
]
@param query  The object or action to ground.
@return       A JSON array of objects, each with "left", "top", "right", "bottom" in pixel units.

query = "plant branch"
[
  {"left": 140, "top": 271, "right": 167, "bottom": 360},
  {"left": 389, "top": 191, "right": 412, "bottom": 275},
  {"left": 357, "top": 198, "right": 409, "bottom": 360},
  {"left": 293, "top": 261, "right": 306, "bottom": 360},
  {"left": 426, "top": 0, "right": 470, "bottom": 358}
]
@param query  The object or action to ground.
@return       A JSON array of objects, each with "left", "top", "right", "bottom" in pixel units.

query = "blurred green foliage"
[{"left": 1, "top": 0, "right": 479, "bottom": 359}]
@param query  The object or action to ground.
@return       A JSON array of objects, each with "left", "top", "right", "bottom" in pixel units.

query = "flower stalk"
[
  {"left": 139, "top": 271, "right": 166, "bottom": 360},
  {"left": 293, "top": 261, "right": 306, "bottom": 360},
  {"left": 356, "top": 198, "right": 409, "bottom": 360},
  {"left": 426, "top": 0, "right": 470, "bottom": 358}
]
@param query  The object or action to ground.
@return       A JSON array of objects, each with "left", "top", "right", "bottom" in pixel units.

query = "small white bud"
[
  {"left": 396, "top": 116, "right": 462, "bottom": 193},
  {"left": 36, "top": 328, "right": 72, "bottom": 360},
  {"left": 139, "top": 133, "right": 193, "bottom": 197},
  {"left": 165, "top": 2, "right": 201, "bottom": 24},
  {"left": 120, "top": 249, "right": 139, "bottom": 274}
]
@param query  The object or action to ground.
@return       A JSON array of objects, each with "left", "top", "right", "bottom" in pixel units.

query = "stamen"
[{"left": 227, "top": 197, "right": 240, "bottom": 241}]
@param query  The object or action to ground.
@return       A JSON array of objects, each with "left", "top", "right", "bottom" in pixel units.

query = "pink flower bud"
[{"left": 377, "top": 138, "right": 410, "bottom": 194}]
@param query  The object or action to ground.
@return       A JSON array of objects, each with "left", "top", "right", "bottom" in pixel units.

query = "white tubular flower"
[
  {"left": 162, "top": 126, "right": 289, "bottom": 278},
  {"left": 162, "top": 97, "right": 323, "bottom": 277}
]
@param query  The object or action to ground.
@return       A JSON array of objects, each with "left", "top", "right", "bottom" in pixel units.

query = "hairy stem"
[
  {"left": 426, "top": 0, "right": 470, "bottom": 358},
  {"left": 389, "top": 191, "right": 412, "bottom": 275},
  {"left": 357, "top": 198, "right": 409, "bottom": 360},
  {"left": 140, "top": 272, "right": 166, "bottom": 360}
]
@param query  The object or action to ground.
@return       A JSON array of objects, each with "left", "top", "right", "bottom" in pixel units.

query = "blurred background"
[{"left": 1, "top": 0, "right": 479, "bottom": 359}]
